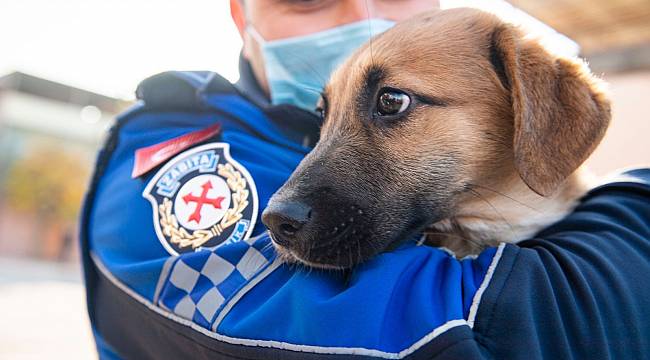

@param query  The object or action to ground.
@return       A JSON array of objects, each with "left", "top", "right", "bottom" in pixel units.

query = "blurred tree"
[
  {"left": 4, "top": 146, "right": 89, "bottom": 259},
  {"left": 5, "top": 146, "right": 88, "bottom": 221}
]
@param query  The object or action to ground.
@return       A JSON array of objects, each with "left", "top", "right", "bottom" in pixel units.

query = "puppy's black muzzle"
[
  {"left": 262, "top": 200, "right": 312, "bottom": 247},
  {"left": 261, "top": 140, "right": 392, "bottom": 268},
  {"left": 262, "top": 184, "right": 372, "bottom": 268}
]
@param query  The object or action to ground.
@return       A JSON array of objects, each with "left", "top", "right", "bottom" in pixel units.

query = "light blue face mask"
[{"left": 248, "top": 19, "right": 395, "bottom": 113}]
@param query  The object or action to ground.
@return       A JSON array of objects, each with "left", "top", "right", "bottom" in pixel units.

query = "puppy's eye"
[{"left": 377, "top": 89, "right": 410, "bottom": 116}]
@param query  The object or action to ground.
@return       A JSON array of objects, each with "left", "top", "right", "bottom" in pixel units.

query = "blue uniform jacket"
[{"left": 80, "top": 69, "right": 650, "bottom": 359}]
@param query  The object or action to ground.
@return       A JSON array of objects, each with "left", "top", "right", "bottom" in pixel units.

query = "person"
[{"left": 80, "top": 0, "right": 650, "bottom": 359}]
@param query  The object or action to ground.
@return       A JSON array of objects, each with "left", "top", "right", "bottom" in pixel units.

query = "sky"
[
  {"left": 0, "top": 0, "right": 243, "bottom": 100},
  {"left": 0, "top": 0, "right": 577, "bottom": 101}
]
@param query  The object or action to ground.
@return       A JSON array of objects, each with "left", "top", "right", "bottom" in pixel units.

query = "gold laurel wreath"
[{"left": 158, "top": 163, "right": 250, "bottom": 249}]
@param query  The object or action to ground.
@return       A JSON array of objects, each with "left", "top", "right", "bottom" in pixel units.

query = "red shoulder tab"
[{"left": 131, "top": 123, "right": 221, "bottom": 178}]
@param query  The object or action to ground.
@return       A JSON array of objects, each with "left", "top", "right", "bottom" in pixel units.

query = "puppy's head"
[{"left": 263, "top": 8, "right": 610, "bottom": 268}]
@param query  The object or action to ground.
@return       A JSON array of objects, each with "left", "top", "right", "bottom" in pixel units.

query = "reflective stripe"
[{"left": 467, "top": 243, "right": 506, "bottom": 328}]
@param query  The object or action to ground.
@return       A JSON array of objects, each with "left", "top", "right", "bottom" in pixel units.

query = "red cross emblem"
[{"left": 182, "top": 180, "right": 225, "bottom": 224}]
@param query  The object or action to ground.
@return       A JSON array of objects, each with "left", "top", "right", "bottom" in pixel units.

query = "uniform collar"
[
  {"left": 234, "top": 54, "right": 321, "bottom": 148},
  {"left": 234, "top": 54, "right": 269, "bottom": 108}
]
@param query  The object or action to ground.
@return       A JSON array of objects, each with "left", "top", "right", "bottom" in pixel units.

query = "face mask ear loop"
[{"left": 246, "top": 24, "right": 266, "bottom": 45}]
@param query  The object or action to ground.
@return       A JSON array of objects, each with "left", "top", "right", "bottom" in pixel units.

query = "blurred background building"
[
  {"left": 0, "top": 0, "right": 647, "bottom": 359},
  {"left": 0, "top": 72, "right": 129, "bottom": 359},
  {"left": 0, "top": 71, "right": 129, "bottom": 262}
]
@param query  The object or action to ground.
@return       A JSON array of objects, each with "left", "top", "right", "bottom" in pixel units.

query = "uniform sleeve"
[{"left": 470, "top": 169, "right": 650, "bottom": 359}]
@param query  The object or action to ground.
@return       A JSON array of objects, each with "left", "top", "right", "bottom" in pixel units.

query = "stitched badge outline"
[{"left": 143, "top": 143, "right": 259, "bottom": 255}]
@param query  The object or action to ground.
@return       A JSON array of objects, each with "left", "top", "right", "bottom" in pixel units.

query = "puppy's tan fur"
[
  {"left": 312, "top": 9, "right": 611, "bottom": 256},
  {"left": 266, "top": 8, "right": 610, "bottom": 264}
]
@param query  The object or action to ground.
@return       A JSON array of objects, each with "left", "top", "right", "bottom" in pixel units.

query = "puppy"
[{"left": 262, "top": 8, "right": 610, "bottom": 267}]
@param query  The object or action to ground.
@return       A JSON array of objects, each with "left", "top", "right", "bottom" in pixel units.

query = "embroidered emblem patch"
[{"left": 143, "top": 143, "right": 258, "bottom": 255}]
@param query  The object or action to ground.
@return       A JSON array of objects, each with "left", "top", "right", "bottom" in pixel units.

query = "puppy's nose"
[{"left": 262, "top": 201, "right": 312, "bottom": 246}]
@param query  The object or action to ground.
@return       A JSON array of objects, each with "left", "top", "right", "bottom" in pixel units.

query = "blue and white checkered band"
[
  {"left": 154, "top": 235, "right": 277, "bottom": 330},
  {"left": 143, "top": 143, "right": 259, "bottom": 255}
]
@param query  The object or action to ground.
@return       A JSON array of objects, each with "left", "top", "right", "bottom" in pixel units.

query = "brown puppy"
[{"left": 262, "top": 8, "right": 610, "bottom": 267}]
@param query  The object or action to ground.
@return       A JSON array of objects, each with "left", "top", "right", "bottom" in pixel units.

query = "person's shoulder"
[
  {"left": 572, "top": 167, "right": 650, "bottom": 232},
  {"left": 528, "top": 167, "right": 650, "bottom": 242},
  {"left": 117, "top": 71, "right": 244, "bottom": 121},
  {"left": 137, "top": 71, "right": 237, "bottom": 110},
  {"left": 587, "top": 167, "right": 650, "bottom": 197}
]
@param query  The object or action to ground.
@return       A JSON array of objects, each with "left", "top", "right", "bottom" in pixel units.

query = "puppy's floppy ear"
[{"left": 490, "top": 24, "right": 611, "bottom": 196}]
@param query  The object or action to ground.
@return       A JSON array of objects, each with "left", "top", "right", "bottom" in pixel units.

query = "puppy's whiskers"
[
  {"left": 468, "top": 183, "right": 541, "bottom": 212},
  {"left": 295, "top": 85, "right": 325, "bottom": 96},
  {"left": 283, "top": 50, "right": 328, "bottom": 85},
  {"left": 466, "top": 189, "right": 517, "bottom": 240},
  {"left": 259, "top": 236, "right": 275, "bottom": 254},
  {"left": 356, "top": 237, "right": 362, "bottom": 267},
  {"left": 423, "top": 229, "right": 484, "bottom": 253},
  {"left": 364, "top": 0, "right": 376, "bottom": 68}
]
